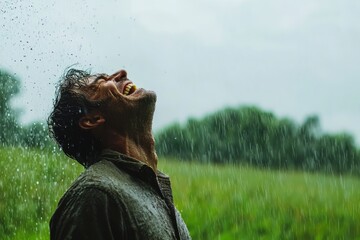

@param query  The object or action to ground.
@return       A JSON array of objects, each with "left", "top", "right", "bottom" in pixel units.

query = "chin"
[
  {"left": 148, "top": 90, "right": 157, "bottom": 102},
  {"left": 139, "top": 89, "right": 157, "bottom": 104}
]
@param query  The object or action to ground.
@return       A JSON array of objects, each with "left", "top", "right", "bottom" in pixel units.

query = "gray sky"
[{"left": 1, "top": 0, "right": 360, "bottom": 142}]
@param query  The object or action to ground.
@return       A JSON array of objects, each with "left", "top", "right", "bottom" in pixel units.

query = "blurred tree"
[
  {"left": 21, "top": 122, "right": 52, "bottom": 149},
  {"left": 0, "top": 69, "right": 21, "bottom": 146},
  {"left": 156, "top": 106, "right": 360, "bottom": 175},
  {"left": 0, "top": 69, "right": 53, "bottom": 149},
  {"left": 315, "top": 133, "right": 358, "bottom": 173}
]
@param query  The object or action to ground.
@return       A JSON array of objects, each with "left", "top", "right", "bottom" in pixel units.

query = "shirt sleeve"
[{"left": 50, "top": 187, "right": 126, "bottom": 240}]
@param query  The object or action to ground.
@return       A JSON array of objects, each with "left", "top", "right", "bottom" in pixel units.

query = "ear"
[{"left": 79, "top": 113, "right": 106, "bottom": 130}]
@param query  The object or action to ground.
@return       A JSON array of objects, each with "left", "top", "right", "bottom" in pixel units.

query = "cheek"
[{"left": 104, "top": 84, "right": 122, "bottom": 97}]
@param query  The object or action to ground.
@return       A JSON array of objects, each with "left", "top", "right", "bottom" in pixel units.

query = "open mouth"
[{"left": 123, "top": 82, "right": 137, "bottom": 96}]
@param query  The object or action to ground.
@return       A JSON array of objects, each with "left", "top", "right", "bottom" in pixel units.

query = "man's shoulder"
[
  {"left": 71, "top": 160, "right": 131, "bottom": 190},
  {"left": 59, "top": 160, "right": 131, "bottom": 202}
]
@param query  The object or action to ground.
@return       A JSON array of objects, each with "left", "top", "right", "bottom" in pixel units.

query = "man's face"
[
  {"left": 82, "top": 69, "right": 157, "bottom": 131},
  {"left": 85, "top": 70, "right": 149, "bottom": 100}
]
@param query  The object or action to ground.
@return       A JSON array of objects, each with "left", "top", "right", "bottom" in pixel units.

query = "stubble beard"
[{"left": 106, "top": 91, "right": 157, "bottom": 134}]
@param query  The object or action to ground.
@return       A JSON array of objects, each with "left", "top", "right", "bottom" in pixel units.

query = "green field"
[{"left": 1, "top": 147, "right": 360, "bottom": 239}]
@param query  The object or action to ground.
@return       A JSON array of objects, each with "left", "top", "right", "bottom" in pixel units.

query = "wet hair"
[{"left": 48, "top": 68, "right": 107, "bottom": 167}]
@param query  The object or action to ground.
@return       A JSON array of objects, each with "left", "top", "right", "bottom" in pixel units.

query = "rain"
[{"left": 1, "top": 0, "right": 360, "bottom": 239}]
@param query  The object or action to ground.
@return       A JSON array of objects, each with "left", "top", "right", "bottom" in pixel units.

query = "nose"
[{"left": 110, "top": 70, "right": 127, "bottom": 82}]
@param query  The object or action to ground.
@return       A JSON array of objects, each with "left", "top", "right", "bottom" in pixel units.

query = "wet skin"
[{"left": 79, "top": 69, "right": 158, "bottom": 171}]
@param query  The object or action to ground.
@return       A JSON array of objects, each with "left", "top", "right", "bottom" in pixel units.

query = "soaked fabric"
[{"left": 50, "top": 149, "right": 191, "bottom": 240}]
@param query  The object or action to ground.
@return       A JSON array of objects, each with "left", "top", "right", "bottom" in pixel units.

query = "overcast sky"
[{"left": 1, "top": 0, "right": 360, "bottom": 142}]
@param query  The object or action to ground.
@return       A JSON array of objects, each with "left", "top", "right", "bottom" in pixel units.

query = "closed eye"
[
  {"left": 93, "top": 75, "right": 107, "bottom": 84},
  {"left": 86, "top": 77, "right": 106, "bottom": 94},
  {"left": 89, "top": 75, "right": 107, "bottom": 86}
]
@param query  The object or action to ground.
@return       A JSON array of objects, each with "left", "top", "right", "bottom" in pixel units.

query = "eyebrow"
[{"left": 89, "top": 74, "right": 107, "bottom": 85}]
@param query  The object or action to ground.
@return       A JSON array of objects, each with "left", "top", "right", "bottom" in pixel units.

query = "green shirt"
[{"left": 50, "top": 149, "right": 191, "bottom": 240}]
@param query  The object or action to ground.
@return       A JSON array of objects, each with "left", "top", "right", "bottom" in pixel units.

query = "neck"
[{"left": 102, "top": 128, "right": 158, "bottom": 172}]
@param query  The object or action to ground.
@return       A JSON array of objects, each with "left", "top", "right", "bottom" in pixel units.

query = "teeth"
[{"left": 123, "top": 83, "right": 137, "bottom": 95}]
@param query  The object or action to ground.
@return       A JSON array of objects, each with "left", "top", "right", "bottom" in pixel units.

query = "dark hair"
[{"left": 48, "top": 68, "right": 107, "bottom": 167}]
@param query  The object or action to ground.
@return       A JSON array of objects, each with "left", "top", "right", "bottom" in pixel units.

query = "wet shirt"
[{"left": 50, "top": 150, "right": 191, "bottom": 240}]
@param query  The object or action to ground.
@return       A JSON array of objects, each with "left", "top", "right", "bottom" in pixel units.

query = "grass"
[
  {"left": 1, "top": 147, "right": 360, "bottom": 239},
  {"left": 0, "top": 147, "right": 83, "bottom": 240},
  {"left": 161, "top": 159, "right": 360, "bottom": 239}
]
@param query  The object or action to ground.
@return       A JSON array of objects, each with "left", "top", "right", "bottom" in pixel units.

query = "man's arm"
[{"left": 50, "top": 187, "right": 126, "bottom": 240}]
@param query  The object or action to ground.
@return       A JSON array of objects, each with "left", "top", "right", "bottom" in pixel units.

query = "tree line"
[
  {"left": 0, "top": 69, "right": 52, "bottom": 149},
  {"left": 156, "top": 106, "right": 360, "bottom": 175},
  {"left": 1, "top": 68, "right": 359, "bottom": 174}
]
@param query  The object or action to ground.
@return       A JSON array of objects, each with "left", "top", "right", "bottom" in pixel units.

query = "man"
[{"left": 48, "top": 68, "right": 191, "bottom": 240}]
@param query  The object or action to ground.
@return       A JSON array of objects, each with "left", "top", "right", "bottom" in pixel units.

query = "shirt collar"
[
  {"left": 100, "top": 149, "right": 148, "bottom": 173},
  {"left": 98, "top": 149, "right": 173, "bottom": 200}
]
